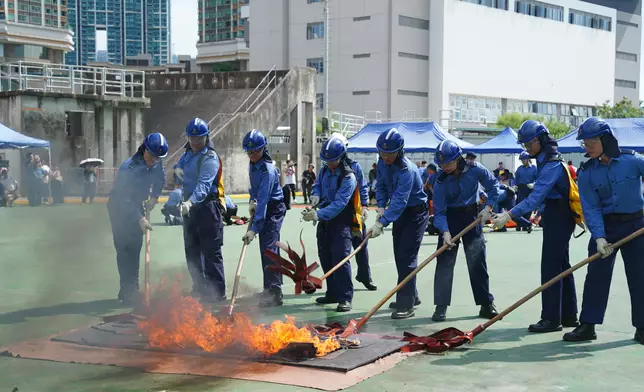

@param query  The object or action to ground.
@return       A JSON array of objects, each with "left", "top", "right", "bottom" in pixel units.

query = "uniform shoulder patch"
[{"left": 206, "top": 150, "right": 216, "bottom": 158}]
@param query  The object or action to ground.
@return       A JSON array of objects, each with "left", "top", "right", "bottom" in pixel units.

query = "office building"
[
  {"left": 196, "top": 0, "right": 249, "bottom": 71},
  {"left": 66, "top": 0, "right": 170, "bottom": 66},
  {"left": 250, "top": 0, "right": 636, "bottom": 128},
  {"left": 0, "top": 0, "right": 74, "bottom": 63}
]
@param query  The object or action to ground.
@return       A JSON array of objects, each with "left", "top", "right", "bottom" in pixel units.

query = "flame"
[{"left": 138, "top": 282, "right": 340, "bottom": 357}]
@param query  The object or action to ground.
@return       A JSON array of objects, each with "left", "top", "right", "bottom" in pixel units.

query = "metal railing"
[
  {"left": 0, "top": 61, "right": 146, "bottom": 98},
  {"left": 329, "top": 111, "right": 366, "bottom": 137}
]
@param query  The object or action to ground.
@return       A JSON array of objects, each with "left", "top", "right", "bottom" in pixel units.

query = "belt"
[
  {"left": 447, "top": 204, "right": 477, "bottom": 213},
  {"left": 603, "top": 210, "right": 644, "bottom": 223},
  {"left": 406, "top": 203, "right": 428, "bottom": 214}
]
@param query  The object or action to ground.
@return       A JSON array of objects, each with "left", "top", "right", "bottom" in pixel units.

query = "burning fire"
[{"left": 137, "top": 283, "right": 340, "bottom": 357}]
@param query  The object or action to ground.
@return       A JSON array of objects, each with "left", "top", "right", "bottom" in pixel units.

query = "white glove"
[
  {"left": 249, "top": 199, "right": 257, "bottom": 215},
  {"left": 174, "top": 167, "right": 184, "bottom": 182},
  {"left": 478, "top": 206, "right": 492, "bottom": 224},
  {"left": 242, "top": 230, "right": 256, "bottom": 245},
  {"left": 369, "top": 221, "right": 384, "bottom": 238},
  {"left": 180, "top": 200, "right": 193, "bottom": 216},
  {"left": 145, "top": 197, "right": 158, "bottom": 211},
  {"left": 310, "top": 195, "right": 320, "bottom": 207},
  {"left": 596, "top": 238, "right": 613, "bottom": 258},
  {"left": 527, "top": 183, "right": 534, "bottom": 190},
  {"left": 492, "top": 211, "right": 511, "bottom": 230},
  {"left": 362, "top": 207, "right": 368, "bottom": 221},
  {"left": 442, "top": 232, "right": 455, "bottom": 248},
  {"left": 376, "top": 208, "right": 385, "bottom": 220},
  {"left": 301, "top": 208, "right": 318, "bottom": 225},
  {"left": 138, "top": 217, "right": 153, "bottom": 232}
]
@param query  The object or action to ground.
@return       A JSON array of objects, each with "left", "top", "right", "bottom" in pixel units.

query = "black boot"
[
  {"left": 526, "top": 225, "right": 533, "bottom": 234},
  {"left": 432, "top": 305, "right": 447, "bottom": 322},
  {"left": 389, "top": 297, "right": 421, "bottom": 309},
  {"left": 316, "top": 295, "right": 338, "bottom": 305},
  {"left": 529, "top": 319, "right": 563, "bottom": 333},
  {"left": 391, "top": 308, "right": 415, "bottom": 319},
  {"left": 258, "top": 288, "right": 283, "bottom": 308},
  {"left": 336, "top": 301, "right": 352, "bottom": 312},
  {"left": 634, "top": 328, "right": 643, "bottom": 344},
  {"left": 563, "top": 324, "right": 597, "bottom": 342},
  {"left": 479, "top": 303, "right": 499, "bottom": 319},
  {"left": 562, "top": 315, "right": 580, "bottom": 328},
  {"left": 357, "top": 277, "right": 378, "bottom": 291}
]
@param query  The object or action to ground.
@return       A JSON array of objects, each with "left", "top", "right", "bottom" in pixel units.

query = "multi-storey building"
[
  {"left": 196, "top": 0, "right": 249, "bottom": 72},
  {"left": 250, "top": 0, "right": 639, "bottom": 128},
  {"left": 66, "top": 0, "right": 170, "bottom": 66},
  {"left": 0, "top": 0, "right": 74, "bottom": 63}
]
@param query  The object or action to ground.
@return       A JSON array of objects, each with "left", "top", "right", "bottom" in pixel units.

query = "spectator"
[
  {"left": 567, "top": 160, "right": 577, "bottom": 180},
  {"left": 223, "top": 195, "right": 238, "bottom": 225},
  {"left": 284, "top": 160, "right": 296, "bottom": 203},
  {"left": 161, "top": 185, "right": 183, "bottom": 225},
  {"left": 368, "top": 163, "right": 377, "bottom": 205},
  {"left": 301, "top": 164, "right": 316, "bottom": 204},
  {"left": 0, "top": 167, "right": 19, "bottom": 207},
  {"left": 82, "top": 166, "right": 97, "bottom": 204},
  {"left": 50, "top": 165, "right": 64, "bottom": 204}
]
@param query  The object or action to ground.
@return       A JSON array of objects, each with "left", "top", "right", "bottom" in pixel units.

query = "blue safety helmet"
[
  {"left": 144, "top": 133, "right": 168, "bottom": 158},
  {"left": 376, "top": 128, "right": 404, "bottom": 153},
  {"left": 434, "top": 140, "right": 463, "bottom": 165},
  {"left": 242, "top": 129, "right": 268, "bottom": 151},
  {"left": 320, "top": 136, "right": 347, "bottom": 162},
  {"left": 519, "top": 151, "right": 531, "bottom": 161},
  {"left": 576, "top": 117, "right": 613, "bottom": 140},
  {"left": 185, "top": 117, "right": 209, "bottom": 137},
  {"left": 517, "top": 120, "right": 549, "bottom": 144}
]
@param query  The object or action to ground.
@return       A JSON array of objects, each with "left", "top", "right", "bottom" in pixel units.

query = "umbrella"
[{"left": 79, "top": 158, "right": 104, "bottom": 168}]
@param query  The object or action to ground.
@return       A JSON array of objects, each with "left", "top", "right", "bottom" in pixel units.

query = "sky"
[{"left": 170, "top": 1, "right": 644, "bottom": 102}]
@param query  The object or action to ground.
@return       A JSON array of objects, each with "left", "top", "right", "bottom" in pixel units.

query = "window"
[
  {"left": 617, "top": 20, "right": 638, "bottom": 28},
  {"left": 615, "top": 79, "right": 637, "bottom": 89},
  {"left": 315, "top": 93, "right": 324, "bottom": 110},
  {"left": 307, "top": 0, "right": 322, "bottom": 3},
  {"left": 616, "top": 51, "right": 637, "bottom": 62},
  {"left": 398, "top": 89, "right": 428, "bottom": 97},
  {"left": 306, "top": 57, "right": 324, "bottom": 74},
  {"left": 398, "top": 15, "right": 429, "bottom": 30},
  {"left": 353, "top": 53, "right": 370, "bottom": 58},
  {"left": 569, "top": 9, "right": 611, "bottom": 31},
  {"left": 398, "top": 52, "right": 429, "bottom": 60},
  {"left": 307, "top": 22, "right": 324, "bottom": 39},
  {"left": 461, "top": 0, "right": 508, "bottom": 10},
  {"left": 514, "top": 0, "right": 563, "bottom": 22},
  {"left": 353, "top": 16, "right": 370, "bottom": 22},
  {"left": 352, "top": 91, "right": 370, "bottom": 95}
]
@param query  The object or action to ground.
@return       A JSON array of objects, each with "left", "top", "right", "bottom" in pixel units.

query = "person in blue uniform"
[
  {"left": 107, "top": 133, "right": 167, "bottom": 305},
  {"left": 174, "top": 118, "right": 227, "bottom": 303},
  {"left": 161, "top": 185, "right": 183, "bottom": 225},
  {"left": 431, "top": 140, "right": 499, "bottom": 321},
  {"left": 492, "top": 120, "right": 579, "bottom": 333},
  {"left": 302, "top": 136, "right": 361, "bottom": 312},
  {"left": 324, "top": 132, "right": 377, "bottom": 291},
  {"left": 368, "top": 128, "right": 428, "bottom": 320},
  {"left": 563, "top": 117, "right": 644, "bottom": 344},
  {"left": 514, "top": 151, "right": 537, "bottom": 232},
  {"left": 241, "top": 129, "right": 287, "bottom": 307}
]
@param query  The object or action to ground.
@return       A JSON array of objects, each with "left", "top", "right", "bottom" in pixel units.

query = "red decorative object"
[{"left": 264, "top": 231, "right": 323, "bottom": 295}]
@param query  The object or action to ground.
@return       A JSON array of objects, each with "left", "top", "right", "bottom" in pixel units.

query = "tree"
[
  {"left": 493, "top": 112, "right": 572, "bottom": 139},
  {"left": 596, "top": 97, "right": 644, "bottom": 119}
]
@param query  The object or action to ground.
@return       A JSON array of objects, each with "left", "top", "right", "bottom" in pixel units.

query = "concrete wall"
[{"left": 211, "top": 66, "right": 317, "bottom": 194}]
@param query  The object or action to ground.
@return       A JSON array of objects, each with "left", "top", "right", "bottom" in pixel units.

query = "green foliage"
[
  {"left": 493, "top": 112, "right": 572, "bottom": 139},
  {"left": 596, "top": 97, "right": 644, "bottom": 119}
]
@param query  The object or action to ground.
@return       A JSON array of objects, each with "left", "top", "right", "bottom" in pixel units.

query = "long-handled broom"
[{"left": 226, "top": 211, "right": 255, "bottom": 317}]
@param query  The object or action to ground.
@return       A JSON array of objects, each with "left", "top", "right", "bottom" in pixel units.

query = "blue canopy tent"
[
  {"left": 346, "top": 122, "right": 473, "bottom": 153},
  {"left": 465, "top": 127, "right": 524, "bottom": 154},
  {"left": 0, "top": 123, "right": 50, "bottom": 149},
  {"left": 557, "top": 118, "right": 644, "bottom": 153}
]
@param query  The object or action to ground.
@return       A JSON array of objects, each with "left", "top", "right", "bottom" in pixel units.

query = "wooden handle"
[
  {"left": 355, "top": 217, "right": 482, "bottom": 331},
  {"left": 144, "top": 210, "right": 151, "bottom": 310},
  {"left": 475, "top": 226, "right": 644, "bottom": 334},
  {"left": 227, "top": 212, "right": 255, "bottom": 316},
  {"left": 321, "top": 233, "right": 371, "bottom": 281}
]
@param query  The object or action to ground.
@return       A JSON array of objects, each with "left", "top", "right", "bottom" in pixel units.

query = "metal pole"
[{"left": 324, "top": 0, "right": 329, "bottom": 119}]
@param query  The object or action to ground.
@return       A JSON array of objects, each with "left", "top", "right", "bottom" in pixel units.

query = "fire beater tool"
[
  {"left": 335, "top": 217, "right": 483, "bottom": 338},
  {"left": 226, "top": 211, "right": 255, "bottom": 318},
  {"left": 400, "top": 226, "right": 644, "bottom": 353}
]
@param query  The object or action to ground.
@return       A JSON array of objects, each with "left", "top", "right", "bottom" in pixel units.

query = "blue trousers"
[
  {"left": 107, "top": 203, "right": 143, "bottom": 295},
  {"left": 183, "top": 199, "right": 226, "bottom": 299},
  {"left": 392, "top": 205, "right": 429, "bottom": 309},
  {"left": 352, "top": 222, "right": 372, "bottom": 282},
  {"left": 259, "top": 200, "right": 286, "bottom": 290},
  {"left": 317, "top": 219, "right": 354, "bottom": 302},
  {"left": 540, "top": 199, "right": 577, "bottom": 322},
  {"left": 580, "top": 216, "right": 644, "bottom": 328},
  {"left": 434, "top": 206, "right": 494, "bottom": 306}
]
